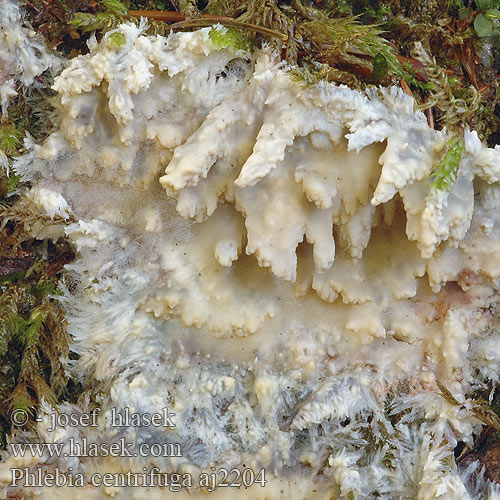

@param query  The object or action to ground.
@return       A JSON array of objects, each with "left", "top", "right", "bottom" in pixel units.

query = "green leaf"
[
  {"left": 430, "top": 137, "right": 465, "bottom": 193},
  {"left": 474, "top": 13, "right": 493, "bottom": 36},
  {"left": 102, "top": 0, "right": 128, "bottom": 17},
  {"left": 477, "top": 0, "right": 491, "bottom": 10},
  {"left": 486, "top": 8, "right": 500, "bottom": 18},
  {"left": 459, "top": 6, "right": 471, "bottom": 18}
]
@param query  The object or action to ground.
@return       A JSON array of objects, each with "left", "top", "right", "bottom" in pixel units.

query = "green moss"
[
  {"left": 0, "top": 194, "right": 76, "bottom": 445},
  {"left": 0, "top": 125, "right": 24, "bottom": 156},
  {"left": 297, "top": 16, "right": 432, "bottom": 89},
  {"left": 129, "top": 0, "right": 172, "bottom": 9},
  {"left": 8, "top": 383, "right": 36, "bottom": 415},
  {"left": 102, "top": 0, "right": 128, "bottom": 16},
  {"left": 372, "top": 52, "right": 388, "bottom": 83},
  {"left": 353, "top": 27, "right": 432, "bottom": 90},
  {"left": 292, "top": 61, "right": 362, "bottom": 88},
  {"left": 0, "top": 259, "right": 74, "bottom": 440},
  {"left": 70, "top": 12, "right": 123, "bottom": 32},
  {"left": 70, "top": 0, "right": 128, "bottom": 34},
  {"left": 209, "top": 26, "right": 251, "bottom": 52},
  {"left": 7, "top": 175, "right": 21, "bottom": 194},
  {"left": 430, "top": 136, "right": 466, "bottom": 193},
  {"left": 105, "top": 30, "right": 127, "bottom": 48}
]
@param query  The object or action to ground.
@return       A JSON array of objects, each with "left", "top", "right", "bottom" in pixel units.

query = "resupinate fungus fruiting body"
[{"left": 1, "top": 3, "right": 500, "bottom": 499}]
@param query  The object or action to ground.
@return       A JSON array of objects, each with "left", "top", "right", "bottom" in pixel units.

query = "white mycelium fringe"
[{"left": 0, "top": 0, "right": 61, "bottom": 114}]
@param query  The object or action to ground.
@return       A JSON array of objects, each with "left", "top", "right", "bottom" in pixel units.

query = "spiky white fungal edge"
[{"left": 0, "top": 0, "right": 61, "bottom": 113}]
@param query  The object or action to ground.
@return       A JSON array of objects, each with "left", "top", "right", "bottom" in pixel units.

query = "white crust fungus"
[{"left": 3, "top": 17, "right": 500, "bottom": 500}]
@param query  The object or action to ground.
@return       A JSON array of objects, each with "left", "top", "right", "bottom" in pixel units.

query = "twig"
[
  {"left": 129, "top": 11, "right": 288, "bottom": 41},
  {"left": 455, "top": 42, "right": 479, "bottom": 89},
  {"left": 400, "top": 79, "right": 414, "bottom": 99},
  {"left": 170, "top": 19, "right": 287, "bottom": 41},
  {"left": 129, "top": 11, "right": 225, "bottom": 22},
  {"left": 425, "top": 107, "right": 434, "bottom": 129},
  {"left": 424, "top": 96, "right": 434, "bottom": 129}
]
